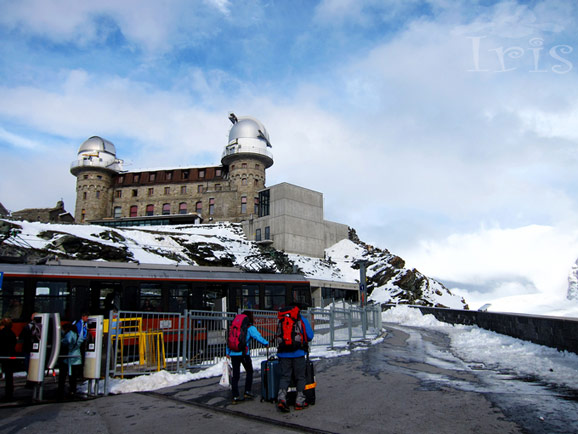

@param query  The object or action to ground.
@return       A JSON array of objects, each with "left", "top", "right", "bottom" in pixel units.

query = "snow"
[{"left": 383, "top": 305, "right": 578, "bottom": 390}]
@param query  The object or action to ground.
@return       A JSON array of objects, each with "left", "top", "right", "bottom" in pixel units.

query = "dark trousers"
[
  {"left": 1, "top": 361, "right": 14, "bottom": 399},
  {"left": 230, "top": 355, "right": 253, "bottom": 398},
  {"left": 58, "top": 363, "right": 83, "bottom": 397},
  {"left": 279, "top": 356, "right": 306, "bottom": 392}
]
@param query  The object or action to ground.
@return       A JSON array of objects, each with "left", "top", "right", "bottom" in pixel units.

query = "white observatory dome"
[
  {"left": 222, "top": 114, "right": 273, "bottom": 168},
  {"left": 71, "top": 136, "right": 123, "bottom": 175}
]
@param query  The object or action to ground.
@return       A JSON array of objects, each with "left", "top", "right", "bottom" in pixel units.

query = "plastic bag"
[{"left": 219, "top": 359, "right": 231, "bottom": 388}]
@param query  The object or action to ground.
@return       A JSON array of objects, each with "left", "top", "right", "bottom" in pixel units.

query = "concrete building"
[{"left": 70, "top": 114, "right": 348, "bottom": 260}]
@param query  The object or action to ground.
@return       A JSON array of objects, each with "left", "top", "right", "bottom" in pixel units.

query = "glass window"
[
  {"left": 130, "top": 205, "right": 138, "bottom": 217},
  {"left": 259, "top": 190, "right": 270, "bottom": 217},
  {"left": 140, "top": 283, "right": 162, "bottom": 312},
  {"left": 182, "top": 170, "right": 189, "bottom": 180},
  {"left": 216, "top": 168, "right": 222, "bottom": 177},
  {"left": 181, "top": 185, "right": 187, "bottom": 194},
  {"left": 35, "top": 281, "right": 70, "bottom": 318},
  {"left": 115, "top": 190, "right": 122, "bottom": 198},
  {"left": 241, "top": 196, "right": 247, "bottom": 214},
  {"left": 179, "top": 202, "right": 187, "bottom": 214},
  {"left": 113, "top": 206, "right": 122, "bottom": 218},
  {"left": 197, "top": 185, "right": 203, "bottom": 193},
  {"left": 291, "top": 286, "right": 312, "bottom": 307},
  {"left": 96, "top": 190, "right": 100, "bottom": 199},
  {"left": 242, "top": 178, "right": 247, "bottom": 185},
  {"left": 148, "top": 188, "right": 154, "bottom": 196},
  {"left": 196, "top": 201, "right": 202, "bottom": 214},
  {"left": 132, "top": 189, "right": 138, "bottom": 197},
  {"left": 254, "top": 197, "right": 259, "bottom": 214},
  {"left": 168, "top": 283, "right": 189, "bottom": 313},
  {"left": 198, "top": 169, "right": 205, "bottom": 178},
  {"left": 241, "top": 285, "right": 260, "bottom": 310},
  {"left": 209, "top": 198, "right": 215, "bottom": 215},
  {"left": 265, "top": 226, "right": 270, "bottom": 240},
  {"left": 255, "top": 228, "right": 261, "bottom": 241},
  {"left": 164, "top": 187, "right": 170, "bottom": 195},
  {"left": 83, "top": 192, "right": 87, "bottom": 200},
  {"left": 166, "top": 171, "right": 173, "bottom": 180},
  {"left": 265, "top": 285, "right": 285, "bottom": 310},
  {"left": 146, "top": 204, "right": 154, "bottom": 216},
  {"left": 242, "top": 163, "right": 247, "bottom": 168},
  {"left": 150, "top": 172, "right": 156, "bottom": 182},
  {"left": 134, "top": 174, "right": 140, "bottom": 183},
  {"left": 117, "top": 176, "right": 124, "bottom": 184},
  {"left": 1, "top": 280, "right": 25, "bottom": 320},
  {"left": 162, "top": 203, "right": 171, "bottom": 215}
]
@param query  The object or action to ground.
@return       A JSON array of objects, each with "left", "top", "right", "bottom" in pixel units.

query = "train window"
[
  {"left": 264, "top": 285, "right": 285, "bottom": 310},
  {"left": 99, "top": 282, "right": 123, "bottom": 314},
  {"left": 35, "top": 281, "right": 70, "bottom": 318},
  {"left": 168, "top": 283, "right": 189, "bottom": 313},
  {"left": 1, "top": 280, "right": 25, "bottom": 321},
  {"left": 292, "top": 286, "right": 311, "bottom": 307},
  {"left": 140, "top": 283, "right": 162, "bottom": 312},
  {"left": 241, "top": 284, "right": 260, "bottom": 310}
]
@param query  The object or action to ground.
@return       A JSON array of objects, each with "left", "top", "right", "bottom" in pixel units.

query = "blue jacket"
[
  {"left": 227, "top": 324, "right": 269, "bottom": 356},
  {"left": 277, "top": 315, "right": 314, "bottom": 358},
  {"left": 61, "top": 330, "right": 85, "bottom": 374}
]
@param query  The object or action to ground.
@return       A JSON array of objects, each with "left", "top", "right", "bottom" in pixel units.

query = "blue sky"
[{"left": 2, "top": 0, "right": 578, "bottom": 314}]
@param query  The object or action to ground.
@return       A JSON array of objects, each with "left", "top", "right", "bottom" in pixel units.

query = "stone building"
[
  {"left": 71, "top": 114, "right": 349, "bottom": 259},
  {"left": 11, "top": 200, "right": 74, "bottom": 224}
]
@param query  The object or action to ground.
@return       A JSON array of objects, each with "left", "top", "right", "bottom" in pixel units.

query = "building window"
[
  {"left": 113, "top": 206, "right": 122, "bottom": 218},
  {"left": 132, "top": 189, "right": 138, "bottom": 197},
  {"left": 162, "top": 203, "right": 171, "bottom": 215},
  {"left": 231, "top": 165, "right": 235, "bottom": 170},
  {"left": 83, "top": 192, "right": 87, "bottom": 200},
  {"left": 181, "top": 186, "right": 187, "bottom": 194},
  {"left": 196, "top": 201, "right": 202, "bottom": 214},
  {"left": 265, "top": 226, "right": 270, "bottom": 240},
  {"left": 81, "top": 209, "right": 86, "bottom": 223},
  {"left": 115, "top": 190, "right": 122, "bottom": 198},
  {"left": 242, "top": 178, "right": 247, "bottom": 186},
  {"left": 254, "top": 179, "right": 259, "bottom": 187},
  {"left": 179, "top": 202, "right": 187, "bottom": 214},
  {"left": 134, "top": 174, "right": 140, "bottom": 183},
  {"left": 130, "top": 205, "right": 138, "bottom": 217},
  {"left": 255, "top": 164, "right": 260, "bottom": 169},
  {"left": 117, "top": 176, "right": 124, "bottom": 184},
  {"left": 255, "top": 228, "right": 261, "bottom": 241},
  {"left": 166, "top": 171, "right": 173, "bottom": 180},
  {"left": 84, "top": 175, "right": 88, "bottom": 180},
  {"left": 197, "top": 185, "right": 203, "bottom": 193},
  {"left": 216, "top": 168, "right": 222, "bottom": 177},
  {"left": 209, "top": 198, "right": 215, "bottom": 215},
  {"left": 150, "top": 172, "right": 156, "bottom": 182},
  {"left": 96, "top": 191, "right": 100, "bottom": 199},
  {"left": 241, "top": 163, "right": 247, "bottom": 169},
  {"left": 146, "top": 204, "right": 154, "bottom": 216},
  {"left": 97, "top": 175, "right": 102, "bottom": 180},
  {"left": 241, "top": 196, "right": 247, "bottom": 214},
  {"left": 198, "top": 169, "right": 205, "bottom": 178},
  {"left": 148, "top": 188, "right": 154, "bottom": 196},
  {"left": 182, "top": 170, "right": 189, "bottom": 180},
  {"left": 164, "top": 187, "right": 170, "bottom": 195},
  {"left": 254, "top": 197, "right": 259, "bottom": 214},
  {"left": 259, "top": 189, "right": 270, "bottom": 217}
]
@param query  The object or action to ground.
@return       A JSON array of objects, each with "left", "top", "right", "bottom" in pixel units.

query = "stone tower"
[
  {"left": 221, "top": 114, "right": 274, "bottom": 216},
  {"left": 70, "top": 136, "right": 123, "bottom": 223}
]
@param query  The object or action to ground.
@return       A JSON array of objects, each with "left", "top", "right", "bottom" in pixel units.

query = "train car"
[{"left": 0, "top": 259, "right": 312, "bottom": 340}]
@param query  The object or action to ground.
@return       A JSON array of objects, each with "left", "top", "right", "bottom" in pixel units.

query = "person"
[
  {"left": 142, "top": 300, "right": 155, "bottom": 312},
  {"left": 276, "top": 305, "right": 314, "bottom": 411},
  {"left": 226, "top": 311, "right": 268, "bottom": 403},
  {"left": 19, "top": 313, "right": 39, "bottom": 374},
  {"left": 73, "top": 312, "right": 89, "bottom": 341},
  {"left": 0, "top": 318, "right": 17, "bottom": 401},
  {"left": 57, "top": 323, "right": 84, "bottom": 399}
]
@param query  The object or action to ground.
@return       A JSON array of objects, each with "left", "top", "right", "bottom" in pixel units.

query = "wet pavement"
[{"left": 1, "top": 323, "right": 577, "bottom": 433}]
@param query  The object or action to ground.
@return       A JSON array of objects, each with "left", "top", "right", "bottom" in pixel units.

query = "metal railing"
[{"left": 105, "top": 304, "right": 382, "bottom": 387}]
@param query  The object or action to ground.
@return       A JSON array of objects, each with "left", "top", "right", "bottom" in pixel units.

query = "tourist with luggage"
[
  {"left": 226, "top": 311, "right": 269, "bottom": 403},
  {"left": 276, "top": 305, "right": 314, "bottom": 411}
]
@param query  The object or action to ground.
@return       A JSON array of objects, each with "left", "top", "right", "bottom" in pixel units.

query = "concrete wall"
[{"left": 392, "top": 306, "right": 578, "bottom": 355}]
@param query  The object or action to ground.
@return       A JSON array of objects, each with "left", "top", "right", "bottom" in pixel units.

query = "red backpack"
[
  {"left": 276, "top": 306, "right": 307, "bottom": 353},
  {"left": 227, "top": 314, "right": 250, "bottom": 354}
]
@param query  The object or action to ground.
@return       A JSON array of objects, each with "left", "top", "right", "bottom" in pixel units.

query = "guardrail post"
[{"left": 330, "top": 305, "right": 335, "bottom": 347}]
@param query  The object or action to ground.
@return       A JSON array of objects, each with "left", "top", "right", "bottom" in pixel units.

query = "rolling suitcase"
[{"left": 260, "top": 351, "right": 281, "bottom": 402}]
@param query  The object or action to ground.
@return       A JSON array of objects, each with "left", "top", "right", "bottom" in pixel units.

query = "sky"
[{"left": 2, "top": 0, "right": 578, "bottom": 314}]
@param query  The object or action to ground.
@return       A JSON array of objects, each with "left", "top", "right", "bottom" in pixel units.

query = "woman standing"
[
  {"left": 226, "top": 311, "right": 268, "bottom": 403},
  {"left": 57, "top": 323, "right": 85, "bottom": 399}
]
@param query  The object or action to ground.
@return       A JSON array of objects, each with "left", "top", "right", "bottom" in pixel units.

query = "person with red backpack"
[
  {"left": 226, "top": 311, "right": 269, "bottom": 403},
  {"left": 276, "top": 304, "right": 314, "bottom": 411}
]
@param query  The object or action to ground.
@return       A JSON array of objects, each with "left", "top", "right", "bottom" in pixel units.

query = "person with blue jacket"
[
  {"left": 57, "top": 323, "right": 85, "bottom": 399},
  {"left": 277, "top": 305, "right": 314, "bottom": 411},
  {"left": 226, "top": 311, "right": 268, "bottom": 403}
]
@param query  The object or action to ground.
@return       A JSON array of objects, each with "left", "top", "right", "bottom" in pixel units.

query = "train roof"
[{"left": 0, "top": 260, "right": 310, "bottom": 284}]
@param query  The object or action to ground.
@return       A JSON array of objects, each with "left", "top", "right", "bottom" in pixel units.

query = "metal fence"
[{"left": 105, "top": 304, "right": 382, "bottom": 383}]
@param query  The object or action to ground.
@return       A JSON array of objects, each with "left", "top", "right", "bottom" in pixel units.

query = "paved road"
[{"left": 1, "top": 323, "right": 577, "bottom": 433}]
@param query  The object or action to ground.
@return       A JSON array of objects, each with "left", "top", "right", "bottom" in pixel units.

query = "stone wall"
[{"left": 393, "top": 306, "right": 578, "bottom": 355}]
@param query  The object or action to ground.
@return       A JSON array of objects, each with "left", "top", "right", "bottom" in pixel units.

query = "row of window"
[
  {"left": 110, "top": 196, "right": 260, "bottom": 218},
  {"left": 116, "top": 168, "right": 221, "bottom": 185}
]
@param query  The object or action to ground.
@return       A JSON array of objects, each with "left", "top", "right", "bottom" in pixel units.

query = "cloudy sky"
[{"left": 2, "top": 0, "right": 578, "bottom": 315}]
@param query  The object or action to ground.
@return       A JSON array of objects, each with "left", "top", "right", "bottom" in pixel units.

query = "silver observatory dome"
[
  {"left": 222, "top": 113, "right": 273, "bottom": 168},
  {"left": 78, "top": 136, "right": 117, "bottom": 157},
  {"left": 71, "top": 135, "right": 123, "bottom": 175}
]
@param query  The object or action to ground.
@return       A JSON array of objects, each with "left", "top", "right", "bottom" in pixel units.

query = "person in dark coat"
[{"left": 0, "top": 318, "right": 17, "bottom": 400}]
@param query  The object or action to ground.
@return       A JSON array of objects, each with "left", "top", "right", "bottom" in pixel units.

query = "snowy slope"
[{"left": 1, "top": 219, "right": 466, "bottom": 308}]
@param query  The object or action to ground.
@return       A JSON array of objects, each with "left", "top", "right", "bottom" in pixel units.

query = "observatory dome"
[
  {"left": 228, "top": 116, "right": 270, "bottom": 146},
  {"left": 71, "top": 136, "right": 123, "bottom": 175},
  {"left": 78, "top": 136, "right": 117, "bottom": 157},
  {"left": 222, "top": 115, "right": 273, "bottom": 168}
]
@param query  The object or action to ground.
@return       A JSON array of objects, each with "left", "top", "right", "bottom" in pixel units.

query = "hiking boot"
[
  {"left": 295, "top": 401, "right": 309, "bottom": 410},
  {"left": 244, "top": 391, "right": 256, "bottom": 399},
  {"left": 232, "top": 396, "right": 245, "bottom": 404},
  {"left": 277, "top": 399, "right": 290, "bottom": 412}
]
